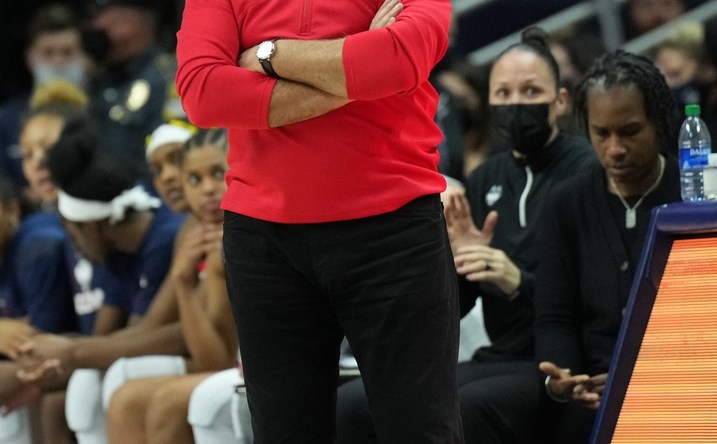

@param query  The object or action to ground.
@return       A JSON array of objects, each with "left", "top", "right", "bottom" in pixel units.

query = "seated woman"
[
  {"left": 105, "top": 128, "right": 236, "bottom": 444},
  {"left": 535, "top": 49, "right": 682, "bottom": 443}
]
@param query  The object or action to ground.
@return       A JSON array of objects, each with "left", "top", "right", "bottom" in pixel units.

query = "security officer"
[{"left": 85, "top": 0, "right": 184, "bottom": 180}]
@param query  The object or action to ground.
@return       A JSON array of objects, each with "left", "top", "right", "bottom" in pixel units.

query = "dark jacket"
[
  {"left": 461, "top": 132, "right": 597, "bottom": 360},
  {"left": 534, "top": 155, "right": 681, "bottom": 375}
]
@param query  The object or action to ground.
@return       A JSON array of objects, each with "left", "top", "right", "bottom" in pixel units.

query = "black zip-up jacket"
[{"left": 461, "top": 132, "right": 597, "bottom": 361}]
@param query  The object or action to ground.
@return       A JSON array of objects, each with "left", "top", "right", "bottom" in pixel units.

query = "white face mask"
[{"left": 33, "top": 61, "right": 86, "bottom": 88}]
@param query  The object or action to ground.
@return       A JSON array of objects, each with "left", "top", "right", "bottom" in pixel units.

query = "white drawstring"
[{"left": 518, "top": 166, "right": 533, "bottom": 228}]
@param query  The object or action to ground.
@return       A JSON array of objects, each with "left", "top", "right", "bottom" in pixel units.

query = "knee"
[
  {"left": 145, "top": 383, "right": 189, "bottom": 432},
  {"left": 458, "top": 383, "right": 495, "bottom": 413},
  {"left": 107, "top": 382, "right": 147, "bottom": 425}
]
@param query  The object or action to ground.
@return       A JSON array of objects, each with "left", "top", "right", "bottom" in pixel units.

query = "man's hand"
[
  {"left": 370, "top": 0, "right": 403, "bottom": 29},
  {"left": 444, "top": 193, "right": 497, "bottom": 253},
  {"left": 0, "top": 319, "right": 37, "bottom": 359}
]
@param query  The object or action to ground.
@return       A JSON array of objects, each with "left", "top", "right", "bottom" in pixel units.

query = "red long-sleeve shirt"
[{"left": 176, "top": 0, "right": 451, "bottom": 223}]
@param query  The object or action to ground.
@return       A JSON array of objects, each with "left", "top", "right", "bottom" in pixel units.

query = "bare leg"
[
  {"left": 145, "top": 373, "right": 213, "bottom": 444},
  {"left": 106, "top": 376, "right": 179, "bottom": 444},
  {"left": 39, "top": 391, "right": 74, "bottom": 444}
]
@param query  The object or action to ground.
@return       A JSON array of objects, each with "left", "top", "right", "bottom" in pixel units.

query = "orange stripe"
[{"left": 612, "top": 237, "right": 717, "bottom": 442}]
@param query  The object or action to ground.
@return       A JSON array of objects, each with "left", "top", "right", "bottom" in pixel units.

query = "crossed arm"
[
  {"left": 176, "top": 0, "right": 449, "bottom": 128},
  {"left": 237, "top": 0, "right": 403, "bottom": 127}
]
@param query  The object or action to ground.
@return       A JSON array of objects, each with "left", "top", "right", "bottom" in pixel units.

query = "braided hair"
[
  {"left": 573, "top": 50, "right": 679, "bottom": 153},
  {"left": 493, "top": 26, "right": 561, "bottom": 89},
  {"left": 181, "top": 127, "right": 228, "bottom": 158}
]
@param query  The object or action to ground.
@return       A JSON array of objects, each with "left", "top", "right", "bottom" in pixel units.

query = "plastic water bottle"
[{"left": 679, "top": 104, "right": 712, "bottom": 202}]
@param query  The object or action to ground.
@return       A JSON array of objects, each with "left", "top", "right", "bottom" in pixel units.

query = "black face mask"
[{"left": 491, "top": 103, "right": 552, "bottom": 156}]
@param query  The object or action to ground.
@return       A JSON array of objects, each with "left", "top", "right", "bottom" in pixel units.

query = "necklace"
[{"left": 609, "top": 155, "right": 665, "bottom": 229}]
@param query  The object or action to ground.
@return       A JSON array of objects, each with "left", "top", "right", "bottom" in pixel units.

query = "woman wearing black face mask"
[{"left": 442, "top": 27, "right": 597, "bottom": 444}]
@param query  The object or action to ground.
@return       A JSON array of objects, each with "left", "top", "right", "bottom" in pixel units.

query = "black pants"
[
  {"left": 337, "top": 357, "right": 543, "bottom": 444},
  {"left": 457, "top": 359, "right": 542, "bottom": 444},
  {"left": 223, "top": 195, "right": 464, "bottom": 444}
]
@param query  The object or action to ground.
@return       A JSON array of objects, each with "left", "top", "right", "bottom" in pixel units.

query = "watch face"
[{"left": 256, "top": 41, "right": 274, "bottom": 60}]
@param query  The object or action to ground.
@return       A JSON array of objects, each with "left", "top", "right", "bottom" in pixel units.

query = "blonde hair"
[
  {"left": 657, "top": 22, "right": 705, "bottom": 61},
  {"left": 29, "top": 79, "right": 88, "bottom": 110}
]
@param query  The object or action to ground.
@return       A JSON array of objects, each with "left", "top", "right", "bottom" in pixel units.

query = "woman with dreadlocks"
[{"left": 534, "top": 50, "right": 682, "bottom": 443}]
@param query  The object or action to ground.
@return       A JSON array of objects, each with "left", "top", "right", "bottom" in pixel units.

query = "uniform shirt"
[
  {"left": 101, "top": 205, "right": 184, "bottom": 317},
  {"left": 176, "top": 0, "right": 451, "bottom": 223},
  {"left": 0, "top": 211, "right": 77, "bottom": 333},
  {"left": 69, "top": 255, "right": 128, "bottom": 335}
]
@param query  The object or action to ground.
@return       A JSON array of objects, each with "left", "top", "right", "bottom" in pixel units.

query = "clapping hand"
[{"left": 444, "top": 193, "right": 497, "bottom": 253}]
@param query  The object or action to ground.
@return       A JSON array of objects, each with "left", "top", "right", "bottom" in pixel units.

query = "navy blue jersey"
[
  {"left": 0, "top": 211, "right": 77, "bottom": 333},
  {"left": 97, "top": 205, "right": 184, "bottom": 317},
  {"left": 68, "top": 254, "right": 123, "bottom": 335}
]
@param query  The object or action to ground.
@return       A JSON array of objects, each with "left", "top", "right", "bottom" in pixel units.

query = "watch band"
[{"left": 259, "top": 58, "right": 279, "bottom": 78}]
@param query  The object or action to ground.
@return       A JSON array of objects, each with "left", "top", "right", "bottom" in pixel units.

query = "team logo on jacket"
[{"left": 485, "top": 185, "right": 503, "bottom": 207}]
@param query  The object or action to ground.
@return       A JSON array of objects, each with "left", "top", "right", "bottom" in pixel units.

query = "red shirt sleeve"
[
  {"left": 342, "top": 0, "right": 451, "bottom": 101},
  {"left": 175, "top": 0, "right": 276, "bottom": 129}
]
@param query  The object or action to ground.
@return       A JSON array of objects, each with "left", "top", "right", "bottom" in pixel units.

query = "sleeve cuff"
[{"left": 544, "top": 375, "right": 570, "bottom": 403}]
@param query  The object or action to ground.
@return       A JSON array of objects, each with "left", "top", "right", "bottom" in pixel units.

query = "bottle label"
[{"left": 680, "top": 146, "right": 711, "bottom": 169}]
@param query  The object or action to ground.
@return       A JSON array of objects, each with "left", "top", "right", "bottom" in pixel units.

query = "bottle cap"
[{"left": 686, "top": 104, "right": 701, "bottom": 117}]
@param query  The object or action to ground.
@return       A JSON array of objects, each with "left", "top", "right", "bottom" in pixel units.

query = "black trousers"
[
  {"left": 223, "top": 195, "right": 464, "bottom": 444},
  {"left": 337, "top": 356, "right": 544, "bottom": 444},
  {"left": 457, "top": 359, "right": 542, "bottom": 444}
]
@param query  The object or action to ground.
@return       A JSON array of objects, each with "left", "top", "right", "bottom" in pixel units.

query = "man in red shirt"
[{"left": 176, "top": 0, "right": 463, "bottom": 442}]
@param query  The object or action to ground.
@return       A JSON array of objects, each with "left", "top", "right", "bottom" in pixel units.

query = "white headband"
[
  {"left": 145, "top": 124, "right": 193, "bottom": 158},
  {"left": 58, "top": 185, "right": 161, "bottom": 225}
]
